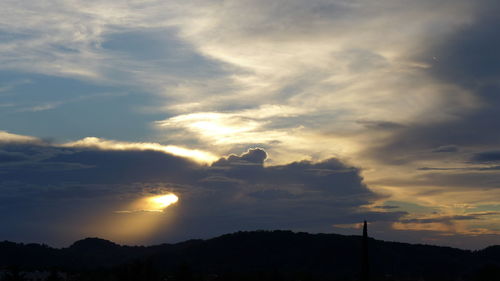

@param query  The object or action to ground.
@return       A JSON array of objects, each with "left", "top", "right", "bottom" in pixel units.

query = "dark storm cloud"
[
  {"left": 470, "top": 151, "right": 500, "bottom": 164},
  {"left": 0, "top": 140, "right": 403, "bottom": 246},
  {"left": 423, "top": 1, "right": 500, "bottom": 88},
  {"left": 366, "top": 1, "right": 500, "bottom": 167}
]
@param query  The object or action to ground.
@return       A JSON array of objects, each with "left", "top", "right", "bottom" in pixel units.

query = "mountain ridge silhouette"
[{"left": 1, "top": 230, "right": 500, "bottom": 280}]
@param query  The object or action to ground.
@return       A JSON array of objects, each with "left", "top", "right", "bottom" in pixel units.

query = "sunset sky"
[{"left": 1, "top": 0, "right": 499, "bottom": 249}]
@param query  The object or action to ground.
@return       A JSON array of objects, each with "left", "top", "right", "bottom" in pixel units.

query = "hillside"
[{"left": 1, "top": 231, "right": 500, "bottom": 280}]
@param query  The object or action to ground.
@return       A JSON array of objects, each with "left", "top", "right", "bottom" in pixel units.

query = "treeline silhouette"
[{"left": 2, "top": 230, "right": 500, "bottom": 281}]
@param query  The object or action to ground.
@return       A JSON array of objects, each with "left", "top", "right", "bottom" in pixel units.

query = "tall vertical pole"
[{"left": 361, "top": 220, "right": 369, "bottom": 281}]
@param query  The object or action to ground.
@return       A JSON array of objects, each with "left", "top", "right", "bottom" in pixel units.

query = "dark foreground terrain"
[{"left": 1, "top": 230, "right": 500, "bottom": 281}]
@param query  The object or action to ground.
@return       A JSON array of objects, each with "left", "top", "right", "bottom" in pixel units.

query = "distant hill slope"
[{"left": 1, "top": 230, "right": 500, "bottom": 280}]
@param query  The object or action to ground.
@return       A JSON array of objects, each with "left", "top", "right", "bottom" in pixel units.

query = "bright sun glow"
[{"left": 147, "top": 194, "right": 179, "bottom": 211}]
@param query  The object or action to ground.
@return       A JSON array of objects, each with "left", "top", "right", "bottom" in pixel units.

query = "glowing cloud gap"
[
  {"left": 146, "top": 194, "right": 179, "bottom": 212},
  {"left": 116, "top": 193, "right": 180, "bottom": 214}
]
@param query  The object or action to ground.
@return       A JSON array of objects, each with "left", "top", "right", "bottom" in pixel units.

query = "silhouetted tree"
[
  {"left": 173, "top": 263, "right": 196, "bottom": 281},
  {"left": 45, "top": 269, "right": 63, "bottom": 281},
  {"left": 2, "top": 267, "right": 25, "bottom": 281},
  {"left": 114, "top": 260, "right": 158, "bottom": 281},
  {"left": 474, "top": 264, "right": 500, "bottom": 281}
]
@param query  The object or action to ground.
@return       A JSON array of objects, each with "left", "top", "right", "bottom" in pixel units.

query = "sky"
[{"left": 0, "top": 0, "right": 499, "bottom": 249}]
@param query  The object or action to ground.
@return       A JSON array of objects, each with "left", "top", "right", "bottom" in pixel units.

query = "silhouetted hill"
[
  {"left": 63, "top": 237, "right": 148, "bottom": 269},
  {"left": 69, "top": 237, "right": 119, "bottom": 250},
  {"left": 1, "top": 231, "right": 500, "bottom": 280}
]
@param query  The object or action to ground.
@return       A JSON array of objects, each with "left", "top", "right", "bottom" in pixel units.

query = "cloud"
[
  {"left": 0, "top": 130, "right": 41, "bottom": 143},
  {"left": 470, "top": 151, "right": 500, "bottom": 164},
  {"left": 145, "top": 0, "right": 483, "bottom": 176},
  {"left": 356, "top": 120, "right": 406, "bottom": 131},
  {"left": 432, "top": 145, "right": 460, "bottom": 153},
  {"left": 371, "top": 1, "right": 500, "bottom": 163},
  {"left": 0, "top": 0, "right": 477, "bottom": 160},
  {"left": 400, "top": 212, "right": 500, "bottom": 225},
  {"left": 0, "top": 0, "right": 486, "bottom": 167},
  {"left": 63, "top": 137, "right": 218, "bottom": 164},
  {"left": 213, "top": 148, "right": 268, "bottom": 166},
  {"left": 335, "top": 1, "right": 500, "bottom": 237},
  {"left": 0, "top": 0, "right": 236, "bottom": 123},
  {"left": 0, "top": 134, "right": 401, "bottom": 246},
  {"left": 374, "top": 205, "right": 400, "bottom": 210}
]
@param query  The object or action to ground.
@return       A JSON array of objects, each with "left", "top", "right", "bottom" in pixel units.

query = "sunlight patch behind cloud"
[{"left": 118, "top": 193, "right": 180, "bottom": 213}]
